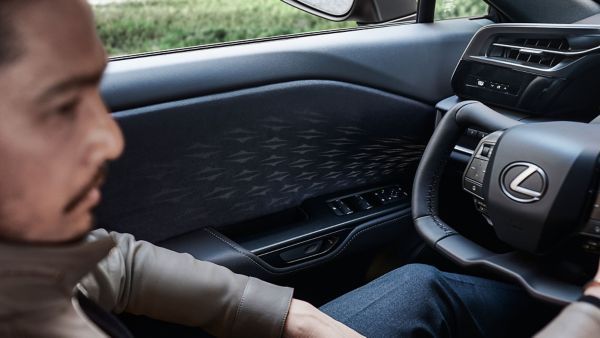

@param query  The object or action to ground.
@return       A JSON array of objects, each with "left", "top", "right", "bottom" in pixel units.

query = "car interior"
[{"left": 95, "top": 0, "right": 600, "bottom": 336}]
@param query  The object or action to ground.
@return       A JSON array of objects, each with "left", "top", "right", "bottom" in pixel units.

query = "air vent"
[{"left": 487, "top": 38, "right": 570, "bottom": 68}]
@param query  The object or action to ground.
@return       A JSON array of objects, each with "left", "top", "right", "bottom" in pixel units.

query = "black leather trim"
[
  {"left": 436, "top": 236, "right": 581, "bottom": 304},
  {"left": 159, "top": 209, "right": 412, "bottom": 280},
  {"left": 413, "top": 215, "right": 455, "bottom": 246},
  {"left": 412, "top": 101, "right": 521, "bottom": 245},
  {"left": 455, "top": 102, "right": 523, "bottom": 131},
  {"left": 412, "top": 101, "right": 473, "bottom": 217}
]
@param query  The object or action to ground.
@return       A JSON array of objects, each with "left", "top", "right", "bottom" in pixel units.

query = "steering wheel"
[{"left": 412, "top": 100, "right": 600, "bottom": 304}]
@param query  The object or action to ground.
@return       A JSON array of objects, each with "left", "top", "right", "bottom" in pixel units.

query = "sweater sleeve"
[{"left": 79, "top": 229, "right": 293, "bottom": 338}]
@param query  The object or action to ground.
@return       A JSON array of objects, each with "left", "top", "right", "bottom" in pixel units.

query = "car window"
[
  {"left": 435, "top": 0, "right": 488, "bottom": 20},
  {"left": 89, "top": 0, "right": 356, "bottom": 57}
]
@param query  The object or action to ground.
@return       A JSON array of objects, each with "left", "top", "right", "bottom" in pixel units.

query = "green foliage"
[
  {"left": 93, "top": 0, "right": 488, "bottom": 57},
  {"left": 435, "top": 0, "right": 488, "bottom": 20},
  {"left": 93, "top": 0, "right": 355, "bottom": 56}
]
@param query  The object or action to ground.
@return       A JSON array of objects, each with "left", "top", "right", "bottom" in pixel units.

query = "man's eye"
[{"left": 55, "top": 99, "right": 80, "bottom": 118}]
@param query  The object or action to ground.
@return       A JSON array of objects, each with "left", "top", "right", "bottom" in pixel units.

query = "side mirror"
[{"left": 282, "top": 0, "right": 417, "bottom": 23}]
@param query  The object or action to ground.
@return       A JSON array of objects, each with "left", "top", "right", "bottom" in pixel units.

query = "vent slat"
[{"left": 489, "top": 37, "right": 569, "bottom": 69}]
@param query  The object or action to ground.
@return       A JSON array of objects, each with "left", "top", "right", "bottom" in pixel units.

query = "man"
[
  {"left": 0, "top": 1, "right": 599, "bottom": 337},
  {"left": 0, "top": 0, "right": 362, "bottom": 337}
]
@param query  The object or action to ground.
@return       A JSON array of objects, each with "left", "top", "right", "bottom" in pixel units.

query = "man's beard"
[{"left": 63, "top": 163, "right": 108, "bottom": 214}]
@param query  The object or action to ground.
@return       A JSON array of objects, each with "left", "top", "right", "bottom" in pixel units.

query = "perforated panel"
[{"left": 97, "top": 81, "right": 434, "bottom": 242}]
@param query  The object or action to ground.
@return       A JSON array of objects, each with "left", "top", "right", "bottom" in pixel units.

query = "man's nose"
[
  {"left": 101, "top": 111, "right": 125, "bottom": 161},
  {"left": 86, "top": 94, "right": 125, "bottom": 166}
]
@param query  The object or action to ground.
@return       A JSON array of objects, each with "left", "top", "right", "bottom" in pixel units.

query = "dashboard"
[{"left": 452, "top": 24, "right": 600, "bottom": 119}]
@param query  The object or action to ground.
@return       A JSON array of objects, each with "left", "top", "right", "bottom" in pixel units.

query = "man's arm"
[
  {"left": 80, "top": 229, "right": 364, "bottom": 338},
  {"left": 535, "top": 260, "right": 600, "bottom": 338},
  {"left": 80, "top": 229, "right": 293, "bottom": 338}
]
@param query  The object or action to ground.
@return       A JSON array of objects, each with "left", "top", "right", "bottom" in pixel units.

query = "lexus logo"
[{"left": 500, "top": 162, "right": 547, "bottom": 203}]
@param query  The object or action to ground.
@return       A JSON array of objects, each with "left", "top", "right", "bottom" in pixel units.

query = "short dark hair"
[{"left": 0, "top": 1, "right": 24, "bottom": 66}]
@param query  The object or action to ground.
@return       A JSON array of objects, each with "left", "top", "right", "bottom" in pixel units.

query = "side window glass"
[
  {"left": 90, "top": 0, "right": 355, "bottom": 57},
  {"left": 435, "top": 0, "right": 488, "bottom": 20}
]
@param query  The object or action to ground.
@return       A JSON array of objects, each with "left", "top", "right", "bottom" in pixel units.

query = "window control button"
[
  {"left": 371, "top": 186, "right": 407, "bottom": 205},
  {"left": 351, "top": 195, "right": 372, "bottom": 210},
  {"left": 328, "top": 202, "right": 344, "bottom": 216},
  {"left": 337, "top": 200, "right": 354, "bottom": 215},
  {"left": 329, "top": 200, "right": 353, "bottom": 215}
]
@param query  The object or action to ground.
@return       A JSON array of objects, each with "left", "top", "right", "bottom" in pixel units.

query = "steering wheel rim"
[{"left": 411, "top": 100, "right": 583, "bottom": 305}]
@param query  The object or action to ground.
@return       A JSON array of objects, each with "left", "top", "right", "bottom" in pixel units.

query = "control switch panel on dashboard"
[{"left": 451, "top": 24, "right": 600, "bottom": 120}]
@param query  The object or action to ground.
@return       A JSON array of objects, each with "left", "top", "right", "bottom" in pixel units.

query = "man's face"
[{"left": 0, "top": 0, "right": 124, "bottom": 243}]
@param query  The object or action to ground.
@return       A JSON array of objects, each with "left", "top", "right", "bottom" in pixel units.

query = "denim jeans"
[{"left": 320, "top": 264, "right": 559, "bottom": 338}]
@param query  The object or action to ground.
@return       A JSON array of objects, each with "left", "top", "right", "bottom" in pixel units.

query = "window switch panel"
[{"left": 328, "top": 200, "right": 353, "bottom": 215}]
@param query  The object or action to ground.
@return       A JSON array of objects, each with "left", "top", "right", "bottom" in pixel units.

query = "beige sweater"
[{"left": 0, "top": 229, "right": 293, "bottom": 337}]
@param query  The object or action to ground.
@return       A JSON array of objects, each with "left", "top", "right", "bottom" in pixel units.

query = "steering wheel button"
[
  {"left": 465, "top": 158, "right": 488, "bottom": 184},
  {"left": 481, "top": 144, "right": 492, "bottom": 157},
  {"left": 591, "top": 202, "right": 600, "bottom": 221},
  {"left": 463, "top": 178, "right": 483, "bottom": 199},
  {"left": 474, "top": 199, "right": 488, "bottom": 213},
  {"left": 466, "top": 128, "right": 478, "bottom": 138}
]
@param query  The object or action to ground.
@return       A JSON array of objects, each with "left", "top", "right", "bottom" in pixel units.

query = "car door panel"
[
  {"left": 99, "top": 80, "right": 432, "bottom": 243},
  {"left": 97, "top": 18, "right": 490, "bottom": 281}
]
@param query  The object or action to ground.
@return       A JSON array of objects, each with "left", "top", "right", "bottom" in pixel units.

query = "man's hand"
[
  {"left": 584, "top": 258, "right": 600, "bottom": 298},
  {"left": 283, "top": 299, "right": 365, "bottom": 338}
]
